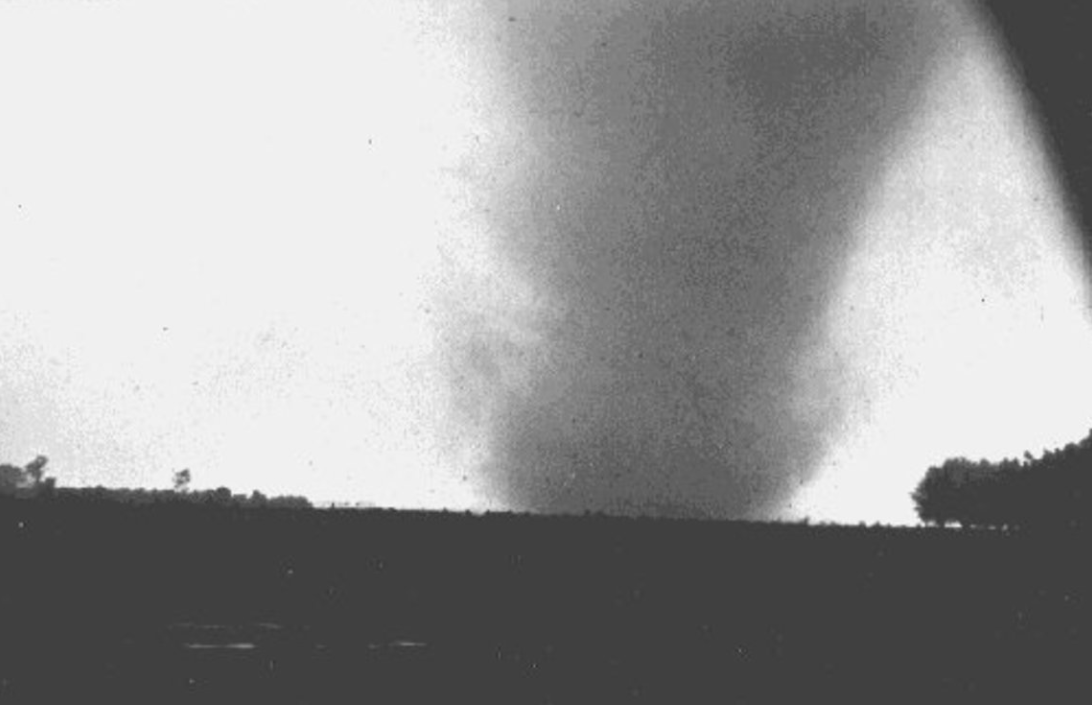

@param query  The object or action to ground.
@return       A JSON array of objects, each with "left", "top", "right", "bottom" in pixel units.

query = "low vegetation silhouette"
[
  {"left": 913, "top": 429, "right": 1092, "bottom": 529},
  {"left": 0, "top": 457, "right": 310, "bottom": 509}
]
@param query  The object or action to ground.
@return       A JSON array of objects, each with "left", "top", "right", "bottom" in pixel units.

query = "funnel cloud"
[{"left": 434, "top": 1, "right": 964, "bottom": 519}]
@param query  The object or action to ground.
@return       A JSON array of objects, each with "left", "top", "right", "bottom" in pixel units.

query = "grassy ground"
[{"left": 0, "top": 498, "right": 1085, "bottom": 703}]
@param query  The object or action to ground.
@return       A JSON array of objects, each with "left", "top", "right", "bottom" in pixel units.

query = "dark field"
[{"left": 0, "top": 498, "right": 1086, "bottom": 704}]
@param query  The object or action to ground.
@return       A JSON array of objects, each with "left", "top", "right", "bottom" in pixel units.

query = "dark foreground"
[{"left": 0, "top": 498, "right": 1085, "bottom": 704}]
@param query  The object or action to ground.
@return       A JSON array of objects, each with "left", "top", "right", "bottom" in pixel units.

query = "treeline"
[
  {"left": 46, "top": 485, "right": 313, "bottom": 510},
  {"left": 0, "top": 458, "right": 310, "bottom": 509},
  {"left": 913, "top": 429, "right": 1091, "bottom": 529}
]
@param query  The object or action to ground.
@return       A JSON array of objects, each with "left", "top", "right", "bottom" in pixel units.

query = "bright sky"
[
  {"left": 787, "top": 16, "right": 1092, "bottom": 524},
  {"left": 2, "top": 2, "right": 1091, "bottom": 522},
  {"left": 0, "top": 2, "right": 514, "bottom": 508}
]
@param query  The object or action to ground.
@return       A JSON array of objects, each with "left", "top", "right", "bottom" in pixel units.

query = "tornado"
[{"left": 433, "top": 0, "right": 962, "bottom": 519}]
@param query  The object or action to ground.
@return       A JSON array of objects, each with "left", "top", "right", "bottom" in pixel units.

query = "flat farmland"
[{"left": 0, "top": 498, "right": 1085, "bottom": 704}]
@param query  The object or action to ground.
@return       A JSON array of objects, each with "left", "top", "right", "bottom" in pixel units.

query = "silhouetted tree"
[
  {"left": 172, "top": 469, "right": 192, "bottom": 493},
  {"left": 24, "top": 455, "right": 48, "bottom": 484},
  {"left": 912, "top": 461, "right": 962, "bottom": 527},
  {"left": 212, "top": 486, "right": 233, "bottom": 506}
]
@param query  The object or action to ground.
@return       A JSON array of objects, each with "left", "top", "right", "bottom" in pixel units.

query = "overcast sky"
[{"left": 2, "top": 1, "right": 1090, "bottom": 523}]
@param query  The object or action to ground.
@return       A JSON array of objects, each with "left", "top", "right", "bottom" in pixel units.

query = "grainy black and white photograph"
[{"left": 0, "top": 1, "right": 1088, "bottom": 702}]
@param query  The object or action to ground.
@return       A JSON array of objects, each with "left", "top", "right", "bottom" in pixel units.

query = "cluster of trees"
[
  {"left": 0, "top": 455, "right": 56, "bottom": 498},
  {"left": 913, "top": 430, "right": 1091, "bottom": 529},
  {"left": 0, "top": 458, "right": 310, "bottom": 509}
]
